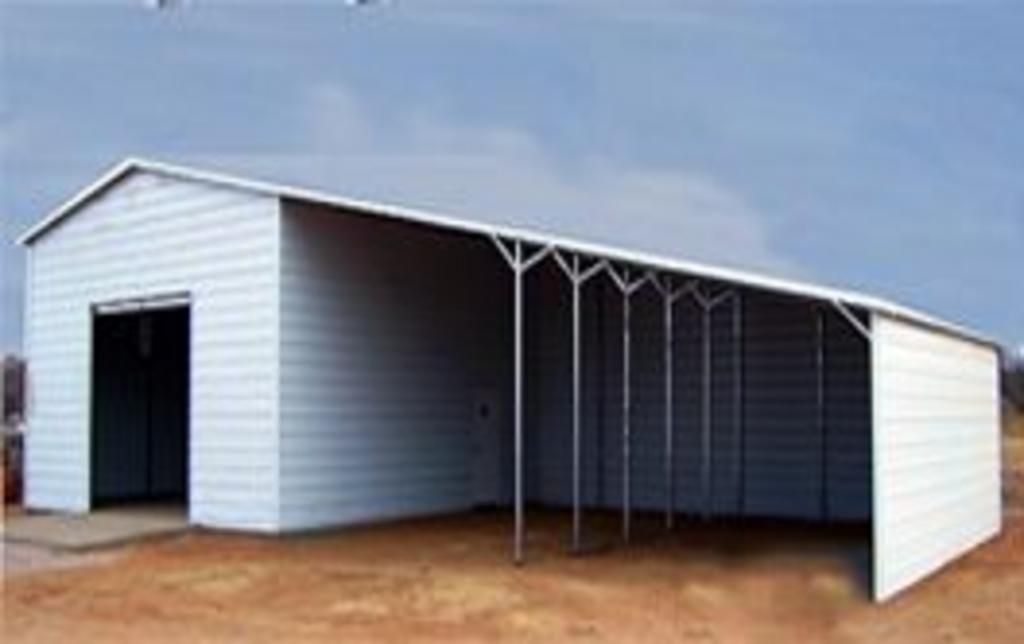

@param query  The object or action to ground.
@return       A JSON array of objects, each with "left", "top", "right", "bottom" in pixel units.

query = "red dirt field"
[
  {"left": 3, "top": 434, "right": 1023, "bottom": 643},
  {"left": 2, "top": 505, "right": 1022, "bottom": 643}
]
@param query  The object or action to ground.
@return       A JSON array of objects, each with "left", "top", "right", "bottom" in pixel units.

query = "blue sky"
[{"left": 1, "top": 1, "right": 1022, "bottom": 353}]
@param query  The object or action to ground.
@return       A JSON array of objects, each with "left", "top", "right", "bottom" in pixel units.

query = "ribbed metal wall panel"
[
  {"left": 277, "top": 202, "right": 510, "bottom": 531},
  {"left": 24, "top": 170, "right": 281, "bottom": 531},
  {"left": 824, "top": 307, "right": 873, "bottom": 520},
  {"left": 872, "top": 314, "right": 1000, "bottom": 600},
  {"left": 742, "top": 295, "right": 821, "bottom": 518},
  {"left": 525, "top": 272, "right": 872, "bottom": 522}
]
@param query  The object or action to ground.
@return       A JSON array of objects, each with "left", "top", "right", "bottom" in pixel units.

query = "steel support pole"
[
  {"left": 701, "top": 305, "right": 712, "bottom": 521},
  {"left": 571, "top": 257, "right": 582, "bottom": 553},
  {"left": 513, "top": 241, "right": 525, "bottom": 564},
  {"left": 622, "top": 286, "right": 632, "bottom": 543},
  {"left": 664, "top": 290, "right": 674, "bottom": 530}
]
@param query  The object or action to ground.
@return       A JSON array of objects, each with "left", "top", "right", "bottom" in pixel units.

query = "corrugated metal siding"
[
  {"left": 277, "top": 202, "right": 510, "bottom": 531},
  {"left": 526, "top": 278, "right": 872, "bottom": 522},
  {"left": 740, "top": 295, "right": 819, "bottom": 517},
  {"left": 872, "top": 314, "right": 1000, "bottom": 600},
  {"left": 24, "top": 171, "right": 280, "bottom": 531},
  {"left": 824, "top": 307, "right": 873, "bottom": 520},
  {"left": 524, "top": 262, "right": 571, "bottom": 505}
]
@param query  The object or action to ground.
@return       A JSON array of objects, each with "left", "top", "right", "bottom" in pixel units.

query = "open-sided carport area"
[
  {"left": 19, "top": 160, "right": 1001, "bottom": 603},
  {"left": 280, "top": 197, "right": 877, "bottom": 585},
  {"left": 278, "top": 194, "right": 995, "bottom": 602}
]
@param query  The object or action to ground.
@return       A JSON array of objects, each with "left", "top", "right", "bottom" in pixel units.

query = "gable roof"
[{"left": 17, "top": 157, "right": 997, "bottom": 349}]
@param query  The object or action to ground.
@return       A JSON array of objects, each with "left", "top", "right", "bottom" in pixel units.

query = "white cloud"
[
  {"left": 1, "top": 79, "right": 805, "bottom": 353},
  {"left": 197, "top": 82, "right": 805, "bottom": 278}
]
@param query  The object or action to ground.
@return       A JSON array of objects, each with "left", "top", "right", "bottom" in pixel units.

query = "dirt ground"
[
  {"left": 1008, "top": 411, "right": 1024, "bottom": 438},
  {"left": 3, "top": 438, "right": 1023, "bottom": 643}
]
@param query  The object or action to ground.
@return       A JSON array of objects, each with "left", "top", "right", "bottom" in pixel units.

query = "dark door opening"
[{"left": 91, "top": 306, "right": 190, "bottom": 507}]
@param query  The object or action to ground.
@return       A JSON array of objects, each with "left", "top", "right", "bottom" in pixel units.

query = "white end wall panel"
[
  {"left": 277, "top": 202, "right": 510, "bottom": 531},
  {"left": 24, "top": 171, "right": 281, "bottom": 531},
  {"left": 872, "top": 314, "right": 1000, "bottom": 600}
]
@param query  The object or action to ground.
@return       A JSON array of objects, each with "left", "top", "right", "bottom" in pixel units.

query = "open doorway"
[{"left": 90, "top": 305, "right": 190, "bottom": 509}]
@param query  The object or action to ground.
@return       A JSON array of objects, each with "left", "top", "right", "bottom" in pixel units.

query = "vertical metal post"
[
  {"left": 734, "top": 293, "right": 745, "bottom": 515},
  {"left": 664, "top": 287, "right": 674, "bottom": 529},
  {"left": 571, "top": 256, "right": 582, "bottom": 553},
  {"left": 513, "top": 241, "right": 524, "bottom": 564},
  {"left": 596, "top": 282, "right": 606, "bottom": 507},
  {"left": 817, "top": 306, "right": 828, "bottom": 521},
  {"left": 702, "top": 304, "right": 712, "bottom": 520},
  {"left": 622, "top": 273, "right": 632, "bottom": 543}
]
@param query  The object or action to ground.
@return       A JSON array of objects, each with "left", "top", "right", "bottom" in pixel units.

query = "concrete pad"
[
  {"left": 2, "top": 505, "right": 189, "bottom": 551},
  {"left": 3, "top": 541, "right": 119, "bottom": 578}
]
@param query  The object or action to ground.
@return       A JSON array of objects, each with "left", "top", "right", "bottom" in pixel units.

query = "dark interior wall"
[
  {"left": 523, "top": 267, "right": 872, "bottom": 522},
  {"left": 91, "top": 307, "right": 189, "bottom": 505},
  {"left": 742, "top": 293, "right": 824, "bottom": 518},
  {"left": 671, "top": 293, "right": 744, "bottom": 516},
  {"left": 736, "top": 293, "right": 871, "bottom": 521},
  {"left": 822, "top": 305, "right": 873, "bottom": 519}
]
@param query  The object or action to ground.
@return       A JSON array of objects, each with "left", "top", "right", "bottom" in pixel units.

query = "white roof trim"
[{"left": 17, "top": 157, "right": 997, "bottom": 349}]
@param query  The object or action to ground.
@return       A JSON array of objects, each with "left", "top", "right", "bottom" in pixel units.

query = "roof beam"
[{"left": 832, "top": 299, "right": 872, "bottom": 341}]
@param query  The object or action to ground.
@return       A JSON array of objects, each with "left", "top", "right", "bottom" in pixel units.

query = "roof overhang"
[{"left": 17, "top": 157, "right": 999, "bottom": 350}]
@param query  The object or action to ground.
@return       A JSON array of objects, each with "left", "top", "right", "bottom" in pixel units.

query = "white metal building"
[{"left": 18, "top": 159, "right": 1001, "bottom": 601}]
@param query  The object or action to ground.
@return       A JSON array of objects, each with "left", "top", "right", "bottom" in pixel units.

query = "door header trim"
[{"left": 92, "top": 292, "right": 191, "bottom": 315}]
